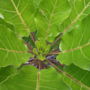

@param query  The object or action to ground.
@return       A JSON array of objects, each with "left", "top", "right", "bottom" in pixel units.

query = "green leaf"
[
  {"left": 34, "top": 0, "right": 71, "bottom": 40},
  {"left": 0, "top": 0, "right": 90, "bottom": 89},
  {"left": 57, "top": 15, "right": 90, "bottom": 70},
  {"left": 0, "top": 18, "right": 15, "bottom": 31},
  {"left": 0, "top": 66, "right": 16, "bottom": 84},
  {"left": 63, "top": 64, "right": 90, "bottom": 90},
  {"left": 59, "top": 0, "right": 90, "bottom": 33},
  {"left": 0, "top": 0, "right": 71, "bottom": 39},
  {"left": 0, "top": 66, "right": 70, "bottom": 90},
  {"left": 0, "top": 25, "right": 30, "bottom": 67},
  {"left": 0, "top": 0, "right": 36, "bottom": 36}
]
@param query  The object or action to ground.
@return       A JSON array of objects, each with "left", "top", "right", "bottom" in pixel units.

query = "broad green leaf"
[
  {"left": 63, "top": 64, "right": 90, "bottom": 90},
  {"left": 0, "top": 0, "right": 90, "bottom": 89},
  {"left": 0, "top": 0, "right": 36, "bottom": 36},
  {"left": 63, "top": 76, "right": 88, "bottom": 90},
  {"left": 0, "top": 0, "right": 71, "bottom": 40},
  {"left": 0, "top": 18, "right": 15, "bottom": 31},
  {"left": 0, "top": 66, "right": 70, "bottom": 90},
  {"left": 64, "top": 64, "right": 90, "bottom": 87},
  {"left": 35, "top": 0, "right": 71, "bottom": 41},
  {"left": 0, "top": 25, "right": 30, "bottom": 67},
  {"left": 0, "top": 66, "right": 16, "bottom": 84},
  {"left": 57, "top": 15, "right": 90, "bottom": 70},
  {"left": 44, "top": 60, "right": 90, "bottom": 90},
  {"left": 59, "top": 0, "right": 90, "bottom": 33}
]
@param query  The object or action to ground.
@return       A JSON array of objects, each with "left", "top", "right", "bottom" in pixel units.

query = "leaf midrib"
[
  {"left": 10, "top": 0, "right": 30, "bottom": 33},
  {"left": 47, "top": 60, "right": 90, "bottom": 90},
  {"left": 46, "top": 0, "right": 58, "bottom": 35},
  {"left": 36, "top": 71, "right": 40, "bottom": 90},
  {"left": 0, "top": 47, "right": 28, "bottom": 53},
  {"left": 63, "top": 2, "right": 90, "bottom": 33}
]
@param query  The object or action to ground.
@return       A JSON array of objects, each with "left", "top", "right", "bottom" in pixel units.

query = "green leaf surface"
[
  {"left": 0, "top": 66, "right": 70, "bottom": 90},
  {"left": 0, "top": 25, "right": 30, "bottom": 67},
  {"left": 0, "top": 66, "right": 16, "bottom": 84},
  {"left": 35, "top": 0, "right": 71, "bottom": 41},
  {"left": 0, "top": 0, "right": 71, "bottom": 39},
  {"left": 57, "top": 15, "right": 90, "bottom": 70},
  {"left": 59, "top": 0, "right": 90, "bottom": 33},
  {"left": 63, "top": 64, "right": 90, "bottom": 90},
  {"left": 0, "top": 18, "right": 15, "bottom": 31},
  {"left": 0, "top": 0, "right": 36, "bottom": 36},
  {"left": 0, "top": 0, "right": 90, "bottom": 89}
]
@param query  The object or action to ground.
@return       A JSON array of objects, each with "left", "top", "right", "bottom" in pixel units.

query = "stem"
[
  {"left": 47, "top": 50, "right": 61, "bottom": 55},
  {"left": 51, "top": 33, "right": 63, "bottom": 46}
]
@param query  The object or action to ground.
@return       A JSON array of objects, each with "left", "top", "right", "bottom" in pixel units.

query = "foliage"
[{"left": 0, "top": 0, "right": 90, "bottom": 90}]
